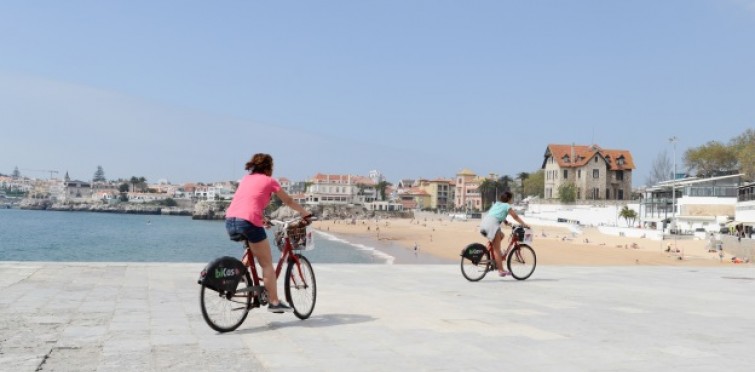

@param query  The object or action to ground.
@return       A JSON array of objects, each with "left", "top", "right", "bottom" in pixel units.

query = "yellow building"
[{"left": 417, "top": 178, "right": 455, "bottom": 211}]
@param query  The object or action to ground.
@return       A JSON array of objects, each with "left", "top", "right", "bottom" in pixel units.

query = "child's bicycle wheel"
[{"left": 506, "top": 244, "right": 536, "bottom": 280}]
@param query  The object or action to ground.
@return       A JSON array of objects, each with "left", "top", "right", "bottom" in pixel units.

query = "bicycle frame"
[
  {"left": 488, "top": 228, "right": 523, "bottom": 270},
  {"left": 241, "top": 224, "right": 310, "bottom": 300}
]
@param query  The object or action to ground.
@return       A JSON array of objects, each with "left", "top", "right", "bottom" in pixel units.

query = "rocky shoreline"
[
  {"left": 16, "top": 199, "right": 412, "bottom": 220},
  {"left": 19, "top": 199, "right": 193, "bottom": 216}
]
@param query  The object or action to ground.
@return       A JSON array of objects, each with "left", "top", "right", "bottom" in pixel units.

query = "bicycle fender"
[
  {"left": 461, "top": 243, "right": 487, "bottom": 265},
  {"left": 198, "top": 256, "right": 246, "bottom": 293}
]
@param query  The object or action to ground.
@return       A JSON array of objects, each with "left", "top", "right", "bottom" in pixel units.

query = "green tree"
[
  {"left": 730, "top": 128, "right": 755, "bottom": 180},
  {"left": 12, "top": 166, "right": 20, "bottom": 179},
  {"left": 619, "top": 206, "right": 637, "bottom": 227},
  {"left": 93, "top": 165, "right": 106, "bottom": 182},
  {"left": 522, "top": 170, "right": 545, "bottom": 198},
  {"left": 375, "top": 181, "right": 391, "bottom": 201},
  {"left": 558, "top": 182, "right": 577, "bottom": 203},
  {"left": 478, "top": 178, "right": 497, "bottom": 210},
  {"left": 516, "top": 172, "right": 530, "bottom": 199},
  {"left": 118, "top": 183, "right": 130, "bottom": 193},
  {"left": 683, "top": 141, "right": 738, "bottom": 177},
  {"left": 129, "top": 176, "right": 148, "bottom": 192},
  {"left": 161, "top": 198, "right": 178, "bottom": 207},
  {"left": 498, "top": 175, "right": 513, "bottom": 193}
]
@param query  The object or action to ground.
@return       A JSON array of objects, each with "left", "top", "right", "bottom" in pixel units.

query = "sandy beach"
[{"left": 312, "top": 212, "right": 748, "bottom": 267}]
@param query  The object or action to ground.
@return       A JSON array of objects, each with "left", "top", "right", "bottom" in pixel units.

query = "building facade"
[
  {"left": 735, "top": 181, "right": 755, "bottom": 232},
  {"left": 303, "top": 173, "right": 377, "bottom": 206},
  {"left": 417, "top": 178, "right": 455, "bottom": 211},
  {"left": 642, "top": 174, "right": 742, "bottom": 233},
  {"left": 454, "top": 169, "right": 483, "bottom": 211},
  {"left": 542, "top": 144, "right": 634, "bottom": 201}
]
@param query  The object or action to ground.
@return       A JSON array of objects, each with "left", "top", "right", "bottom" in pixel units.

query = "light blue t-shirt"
[{"left": 487, "top": 202, "right": 511, "bottom": 223}]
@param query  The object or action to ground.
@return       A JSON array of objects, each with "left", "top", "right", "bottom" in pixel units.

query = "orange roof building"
[{"left": 542, "top": 144, "right": 635, "bottom": 201}]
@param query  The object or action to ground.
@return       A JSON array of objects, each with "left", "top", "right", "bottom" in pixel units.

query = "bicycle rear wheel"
[
  {"left": 200, "top": 272, "right": 252, "bottom": 332},
  {"left": 507, "top": 244, "right": 536, "bottom": 280},
  {"left": 460, "top": 249, "right": 491, "bottom": 282},
  {"left": 285, "top": 254, "right": 316, "bottom": 320}
]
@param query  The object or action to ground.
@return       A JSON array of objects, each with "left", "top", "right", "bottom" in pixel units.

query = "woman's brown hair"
[{"left": 245, "top": 153, "right": 273, "bottom": 175}]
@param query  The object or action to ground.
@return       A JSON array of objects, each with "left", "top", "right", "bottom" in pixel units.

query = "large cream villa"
[{"left": 542, "top": 144, "right": 635, "bottom": 201}]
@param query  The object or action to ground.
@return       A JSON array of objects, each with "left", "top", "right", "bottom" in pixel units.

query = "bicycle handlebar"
[{"left": 269, "top": 215, "right": 317, "bottom": 228}]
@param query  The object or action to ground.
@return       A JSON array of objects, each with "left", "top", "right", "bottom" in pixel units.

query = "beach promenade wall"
[
  {"left": 526, "top": 203, "right": 640, "bottom": 227},
  {"left": 597, "top": 226, "right": 664, "bottom": 241},
  {"left": 721, "top": 234, "right": 755, "bottom": 261}
]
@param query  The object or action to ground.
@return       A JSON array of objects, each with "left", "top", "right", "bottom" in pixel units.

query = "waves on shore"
[{"left": 313, "top": 230, "right": 395, "bottom": 264}]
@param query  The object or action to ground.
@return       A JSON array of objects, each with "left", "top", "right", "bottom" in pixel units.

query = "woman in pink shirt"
[{"left": 225, "top": 153, "right": 311, "bottom": 313}]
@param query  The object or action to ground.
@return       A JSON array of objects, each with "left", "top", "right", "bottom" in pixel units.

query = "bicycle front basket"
[
  {"left": 288, "top": 225, "right": 308, "bottom": 250},
  {"left": 275, "top": 225, "right": 314, "bottom": 251},
  {"left": 514, "top": 227, "right": 526, "bottom": 241}
]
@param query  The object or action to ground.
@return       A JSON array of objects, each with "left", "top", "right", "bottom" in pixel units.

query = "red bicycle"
[
  {"left": 198, "top": 217, "right": 317, "bottom": 333},
  {"left": 460, "top": 225, "right": 537, "bottom": 281}
]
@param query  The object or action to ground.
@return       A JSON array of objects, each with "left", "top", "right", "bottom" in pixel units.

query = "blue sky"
[{"left": 1, "top": 1, "right": 754, "bottom": 186}]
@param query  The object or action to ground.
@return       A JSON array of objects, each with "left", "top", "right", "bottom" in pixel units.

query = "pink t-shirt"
[{"left": 225, "top": 174, "right": 281, "bottom": 226}]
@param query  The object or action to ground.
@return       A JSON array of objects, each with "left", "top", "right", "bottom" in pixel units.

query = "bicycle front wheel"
[
  {"left": 507, "top": 244, "right": 536, "bottom": 280},
  {"left": 460, "top": 249, "right": 491, "bottom": 282},
  {"left": 285, "top": 254, "right": 317, "bottom": 320},
  {"left": 200, "top": 272, "right": 252, "bottom": 333}
]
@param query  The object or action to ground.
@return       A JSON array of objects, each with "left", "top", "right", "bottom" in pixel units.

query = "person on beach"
[
  {"left": 479, "top": 191, "right": 529, "bottom": 277},
  {"left": 224, "top": 153, "right": 311, "bottom": 313}
]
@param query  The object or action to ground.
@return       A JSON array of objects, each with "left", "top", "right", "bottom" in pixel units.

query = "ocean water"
[{"left": 0, "top": 209, "right": 388, "bottom": 264}]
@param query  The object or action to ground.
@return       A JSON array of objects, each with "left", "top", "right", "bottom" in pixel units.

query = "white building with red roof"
[{"left": 304, "top": 173, "right": 379, "bottom": 205}]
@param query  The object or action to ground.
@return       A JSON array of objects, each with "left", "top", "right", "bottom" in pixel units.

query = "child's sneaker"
[
  {"left": 498, "top": 271, "right": 510, "bottom": 277},
  {"left": 267, "top": 302, "right": 293, "bottom": 313}
]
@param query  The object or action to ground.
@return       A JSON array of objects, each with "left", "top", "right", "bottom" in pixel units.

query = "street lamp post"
[{"left": 669, "top": 136, "right": 679, "bottom": 258}]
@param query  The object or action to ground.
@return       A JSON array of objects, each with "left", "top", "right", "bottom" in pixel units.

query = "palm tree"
[
  {"left": 478, "top": 179, "right": 497, "bottom": 210},
  {"left": 619, "top": 206, "right": 637, "bottom": 227},
  {"left": 516, "top": 172, "right": 529, "bottom": 200}
]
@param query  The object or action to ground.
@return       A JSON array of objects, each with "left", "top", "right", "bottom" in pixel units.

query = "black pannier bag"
[
  {"left": 198, "top": 256, "right": 246, "bottom": 293},
  {"left": 460, "top": 243, "right": 487, "bottom": 265}
]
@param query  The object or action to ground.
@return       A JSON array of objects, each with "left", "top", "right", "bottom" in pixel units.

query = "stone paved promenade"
[{"left": 1, "top": 262, "right": 754, "bottom": 371}]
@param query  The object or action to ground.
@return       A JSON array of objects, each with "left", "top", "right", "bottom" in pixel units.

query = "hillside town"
[{"left": 2, "top": 143, "right": 754, "bottom": 237}]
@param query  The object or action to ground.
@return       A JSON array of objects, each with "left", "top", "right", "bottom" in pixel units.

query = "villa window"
[
  {"left": 606, "top": 189, "right": 610, "bottom": 199},
  {"left": 563, "top": 169, "right": 568, "bottom": 179},
  {"left": 592, "top": 188, "right": 599, "bottom": 199},
  {"left": 618, "top": 189, "right": 624, "bottom": 200},
  {"left": 593, "top": 169, "right": 599, "bottom": 179},
  {"left": 617, "top": 156, "right": 625, "bottom": 166},
  {"left": 578, "top": 170, "right": 582, "bottom": 179},
  {"left": 616, "top": 171, "right": 624, "bottom": 181},
  {"left": 594, "top": 157, "right": 598, "bottom": 163},
  {"left": 577, "top": 188, "right": 581, "bottom": 199}
]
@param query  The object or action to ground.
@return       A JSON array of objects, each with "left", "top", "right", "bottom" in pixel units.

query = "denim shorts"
[{"left": 225, "top": 218, "right": 267, "bottom": 243}]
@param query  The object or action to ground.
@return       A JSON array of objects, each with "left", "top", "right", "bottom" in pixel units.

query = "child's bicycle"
[
  {"left": 198, "top": 216, "right": 317, "bottom": 333},
  {"left": 460, "top": 225, "right": 537, "bottom": 281}
]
